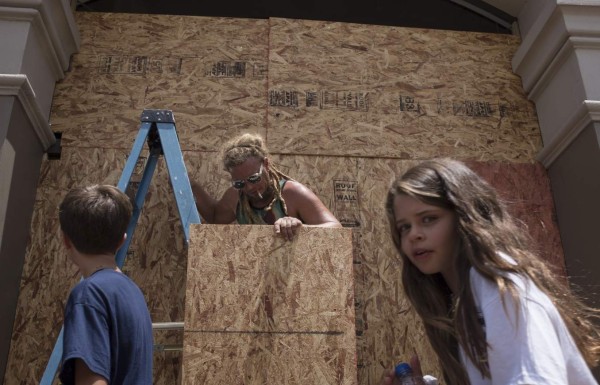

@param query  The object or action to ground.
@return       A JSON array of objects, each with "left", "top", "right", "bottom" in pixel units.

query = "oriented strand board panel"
[
  {"left": 184, "top": 225, "right": 357, "bottom": 385},
  {"left": 50, "top": 12, "right": 269, "bottom": 152},
  {"left": 465, "top": 160, "right": 565, "bottom": 272},
  {"left": 266, "top": 18, "right": 541, "bottom": 161},
  {"left": 269, "top": 154, "right": 361, "bottom": 228},
  {"left": 351, "top": 158, "right": 438, "bottom": 384}
]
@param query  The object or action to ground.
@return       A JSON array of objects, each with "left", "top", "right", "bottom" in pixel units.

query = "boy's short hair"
[{"left": 59, "top": 185, "right": 132, "bottom": 255}]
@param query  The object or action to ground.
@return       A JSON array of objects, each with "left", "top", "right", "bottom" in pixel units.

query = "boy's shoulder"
[
  {"left": 69, "top": 270, "right": 137, "bottom": 304},
  {"left": 65, "top": 269, "right": 149, "bottom": 323}
]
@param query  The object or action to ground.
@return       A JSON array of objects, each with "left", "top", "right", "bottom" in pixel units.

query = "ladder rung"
[
  {"left": 152, "top": 322, "right": 184, "bottom": 330},
  {"left": 154, "top": 344, "right": 183, "bottom": 352}
]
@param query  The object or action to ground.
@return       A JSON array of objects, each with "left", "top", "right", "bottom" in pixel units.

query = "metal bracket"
[{"left": 47, "top": 131, "right": 62, "bottom": 160}]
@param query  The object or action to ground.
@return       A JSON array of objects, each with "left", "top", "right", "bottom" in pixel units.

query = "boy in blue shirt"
[{"left": 58, "top": 185, "right": 153, "bottom": 385}]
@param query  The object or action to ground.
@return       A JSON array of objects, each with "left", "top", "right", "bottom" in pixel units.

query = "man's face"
[{"left": 229, "top": 157, "right": 270, "bottom": 201}]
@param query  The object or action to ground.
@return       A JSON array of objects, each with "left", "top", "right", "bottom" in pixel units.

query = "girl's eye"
[
  {"left": 397, "top": 224, "right": 410, "bottom": 235},
  {"left": 422, "top": 215, "right": 437, "bottom": 224}
]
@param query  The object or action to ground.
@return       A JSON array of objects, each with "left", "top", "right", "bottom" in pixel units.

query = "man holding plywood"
[{"left": 191, "top": 133, "right": 341, "bottom": 240}]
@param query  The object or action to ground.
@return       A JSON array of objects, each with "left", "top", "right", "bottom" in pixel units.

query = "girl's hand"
[
  {"left": 381, "top": 354, "right": 435, "bottom": 385},
  {"left": 380, "top": 367, "right": 396, "bottom": 385},
  {"left": 409, "top": 354, "right": 423, "bottom": 377},
  {"left": 411, "top": 354, "right": 439, "bottom": 385}
]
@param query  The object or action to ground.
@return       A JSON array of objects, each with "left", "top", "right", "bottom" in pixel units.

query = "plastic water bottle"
[{"left": 394, "top": 362, "right": 425, "bottom": 385}]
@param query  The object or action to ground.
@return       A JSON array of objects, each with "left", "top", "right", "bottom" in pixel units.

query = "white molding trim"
[
  {"left": 512, "top": 5, "right": 566, "bottom": 93},
  {"left": 512, "top": 3, "right": 600, "bottom": 94},
  {"left": 0, "top": 0, "right": 80, "bottom": 73},
  {"left": 537, "top": 100, "right": 600, "bottom": 167},
  {"left": 0, "top": 6, "right": 64, "bottom": 79},
  {"left": 0, "top": 74, "right": 54, "bottom": 150},
  {"left": 529, "top": 36, "right": 600, "bottom": 101},
  {"left": 44, "top": 0, "right": 81, "bottom": 69}
]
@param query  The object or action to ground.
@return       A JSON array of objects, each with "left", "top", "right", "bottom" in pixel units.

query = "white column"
[
  {"left": 513, "top": 0, "right": 600, "bottom": 339},
  {"left": 0, "top": 0, "right": 79, "bottom": 381}
]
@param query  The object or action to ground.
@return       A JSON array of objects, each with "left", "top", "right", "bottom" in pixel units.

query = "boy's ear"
[
  {"left": 61, "top": 231, "right": 73, "bottom": 249},
  {"left": 117, "top": 233, "right": 127, "bottom": 250}
]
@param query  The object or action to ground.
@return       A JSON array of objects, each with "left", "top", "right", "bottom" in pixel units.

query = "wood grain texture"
[
  {"left": 266, "top": 18, "right": 541, "bottom": 161},
  {"left": 51, "top": 12, "right": 269, "bottom": 152},
  {"left": 184, "top": 225, "right": 357, "bottom": 385}
]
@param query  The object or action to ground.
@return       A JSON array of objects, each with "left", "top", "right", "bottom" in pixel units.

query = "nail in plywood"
[{"left": 184, "top": 225, "right": 357, "bottom": 385}]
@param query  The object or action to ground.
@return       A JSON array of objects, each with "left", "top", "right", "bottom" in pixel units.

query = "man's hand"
[{"left": 274, "top": 216, "right": 303, "bottom": 241}]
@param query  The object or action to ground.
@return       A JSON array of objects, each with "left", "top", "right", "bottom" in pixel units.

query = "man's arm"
[
  {"left": 275, "top": 181, "right": 341, "bottom": 240},
  {"left": 74, "top": 359, "right": 108, "bottom": 385},
  {"left": 284, "top": 181, "right": 341, "bottom": 227},
  {"left": 191, "top": 181, "right": 238, "bottom": 224}
]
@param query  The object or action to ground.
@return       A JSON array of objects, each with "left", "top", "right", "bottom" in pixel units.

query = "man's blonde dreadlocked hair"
[{"left": 221, "top": 133, "right": 293, "bottom": 224}]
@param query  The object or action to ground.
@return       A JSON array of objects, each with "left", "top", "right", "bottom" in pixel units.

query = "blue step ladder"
[{"left": 40, "top": 109, "right": 201, "bottom": 384}]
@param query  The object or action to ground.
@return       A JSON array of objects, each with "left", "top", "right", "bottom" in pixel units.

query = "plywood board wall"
[
  {"left": 184, "top": 225, "right": 357, "bottom": 385},
  {"left": 266, "top": 18, "right": 541, "bottom": 161},
  {"left": 50, "top": 12, "right": 269, "bottom": 152},
  {"left": 4, "top": 10, "right": 565, "bottom": 385}
]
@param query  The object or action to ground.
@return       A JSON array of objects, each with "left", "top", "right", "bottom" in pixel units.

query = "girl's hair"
[
  {"left": 385, "top": 158, "right": 600, "bottom": 385},
  {"left": 220, "top": 133, "right": 293, "bottom": 224}
]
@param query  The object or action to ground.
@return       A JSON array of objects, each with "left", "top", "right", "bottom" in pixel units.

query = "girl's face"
[{"left": 393, "top": 193, "right": 459, "bottom": 289}]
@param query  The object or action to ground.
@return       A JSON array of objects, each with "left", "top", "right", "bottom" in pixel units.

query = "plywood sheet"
[
  {"left": 269, "top": 154, "right": 361, "bottom": 228},
  {"left": 183, "top": 333, "right": 354, "bottom": 385},
  {"left": 266, "top": 155, "right": 375, "bottom": 381},
  {"left": 184, "top": 225, "right": 357, "bottom": 385},
  {"left": 50, "top": 12, "right": 269, "bottom": 152},
  {"left": 466, "top": 160, "right": 565, "bottom": 273},
  {"left": 266, "top": 18, "right": 541, "bottom": 161},
  {"left": 353, "top": 158, "right": 439, "bottom": 383}
]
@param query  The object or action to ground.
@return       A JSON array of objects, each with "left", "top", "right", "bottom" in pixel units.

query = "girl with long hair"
[{"left": 383, "top": 158, "right": 599, "bottom": 385}]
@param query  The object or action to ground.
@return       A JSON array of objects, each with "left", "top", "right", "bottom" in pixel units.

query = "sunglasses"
[{"left": 232, "top": 164, "right": 263, "bottom": 189}]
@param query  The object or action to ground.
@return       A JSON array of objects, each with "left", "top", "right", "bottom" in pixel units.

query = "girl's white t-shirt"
[{"left": 460, "top": 266, "right": 598, "bottom": 385}]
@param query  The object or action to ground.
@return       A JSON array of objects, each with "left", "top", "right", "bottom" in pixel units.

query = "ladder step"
[
  {"left": 154, "top": 344, "right": 183, "bottom": 352},
  {"left": 152, "top": 322, "right": 184, "bottom": 330}
]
